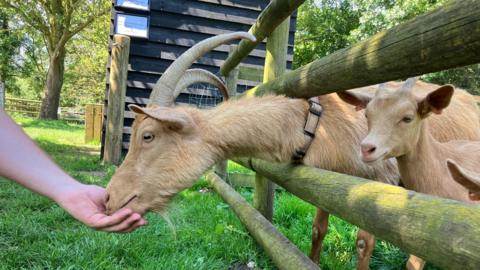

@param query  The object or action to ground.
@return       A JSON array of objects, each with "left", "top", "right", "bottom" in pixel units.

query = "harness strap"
[{"left": 292, "top": 97, "right": 323, "bottom": 163}]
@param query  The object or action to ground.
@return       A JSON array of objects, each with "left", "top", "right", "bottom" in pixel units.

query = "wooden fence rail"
[
  {"left": 205, "top": 171, "right": 319, "bottom": 270},
  {"left": 240, "top": 0, "right": 480, "bottom": 99},
  {"left": 233, "top": 158, "right": 480, "bottom": 270},
  {"left": 5, "top": 97, "right": 42, "bottom": 117}
]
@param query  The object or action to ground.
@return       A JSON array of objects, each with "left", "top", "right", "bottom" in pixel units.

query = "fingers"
[
  {"left": 101, "top": 212, "right": 146, "bottom": 233},
  {"left": 89, "top": 208, "right": 133, "bottom": 229},
  {"left": 119, "top": 218, "right": 148, "bottom": 233}
]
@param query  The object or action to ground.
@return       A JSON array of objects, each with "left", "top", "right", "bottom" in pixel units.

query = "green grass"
[{"left": 0, "top": 115, "right": 440, "bottom": 269}]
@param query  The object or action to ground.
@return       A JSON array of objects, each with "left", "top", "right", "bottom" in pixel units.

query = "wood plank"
[
  {"left": 84, "top": 105, "right": 94, "bottom": 143},
  {"left": 150, "top": 0, "right": 260, "bottom": 25},
  {"left": 93, "top": 105, "right": 103, "bottom": 142},
  {"left": 238, "top": 65, "right": 264, "bottom": 82},
  {"left": 198, "top": 0, "right": 267, "bottom": 11},
  {"left": 148, "top": 13, "right": 297, "bottom": 41}
]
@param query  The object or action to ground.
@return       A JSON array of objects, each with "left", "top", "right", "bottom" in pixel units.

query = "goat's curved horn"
[
  {"left": 149, "top": 32, "right": 256, "bottom": 106},
  {"left": 171, "top": 69, "right": 228, "bottom": 106}
]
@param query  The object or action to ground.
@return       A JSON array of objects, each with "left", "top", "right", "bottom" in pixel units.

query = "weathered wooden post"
[
  {"left": 253, "top": 14, "right": 291, "bottom": 221},
  {"left": 85, "top": 104, "right": 104, "bottom": 143},
  {"left": 85, "top": 104, "right": 94, "bottom": 142},
  {"left": 103, "top": 35, "right": 130, "bottom": 165},
  {"left": 215, "top": 45, "right": 240, "bottom": 181},
  {"left": 0, "top": 82, "right": 4, "bottom": 109},
  {"left": 206, "top": 171, "right": 319, "bottom": 270}
]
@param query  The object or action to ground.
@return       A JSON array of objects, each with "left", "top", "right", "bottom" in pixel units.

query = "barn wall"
[{"left": 102, "top": 0, "right": 297, "bottom": 153}]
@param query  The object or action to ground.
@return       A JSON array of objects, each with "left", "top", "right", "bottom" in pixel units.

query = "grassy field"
[{"left": 0, "top": 115, "right": 440, "bottom": 269}]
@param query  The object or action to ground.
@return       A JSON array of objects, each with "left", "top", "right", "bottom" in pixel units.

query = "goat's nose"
[{"left": 361, "top": 143, "right": 376, "bottom": 156}]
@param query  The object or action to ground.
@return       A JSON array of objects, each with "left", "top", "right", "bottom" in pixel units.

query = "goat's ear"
[
  {"left": 417, "top": 85, "right": 454, "bottom": 117},
  {"left": 447, "top": 159, "right": 480, "bottom": 199},
  {"left": 337, "top": 90, "right": 372, "bottom": 111},
  {"left": 128, "top": 104, "right": 195, "bottom": 133}
]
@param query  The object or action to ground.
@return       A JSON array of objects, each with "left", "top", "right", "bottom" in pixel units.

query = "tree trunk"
[{"left": 39, "top": 48, "right": 66, "bottom": 119}]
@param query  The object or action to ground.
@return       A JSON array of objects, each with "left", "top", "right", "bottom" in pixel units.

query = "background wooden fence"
[
  {"left": 4, "top": 97, "right": 103, "bottom": 144},
  {"left": 4, "top": 97, "right": 42, "bottom": 117}
]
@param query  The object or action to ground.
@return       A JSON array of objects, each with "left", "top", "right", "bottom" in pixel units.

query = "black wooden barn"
[{"left": 102, "top": 0, "right": 297, "bottom": 155}]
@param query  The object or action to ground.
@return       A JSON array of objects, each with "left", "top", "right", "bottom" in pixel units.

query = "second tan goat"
[{"left": 339, "top": 82, "right": 480, "bottom": 270}]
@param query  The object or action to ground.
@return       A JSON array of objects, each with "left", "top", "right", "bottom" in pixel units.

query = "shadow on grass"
[
  {"left": 20, "top": 118, "right": 84, "bottom": 132},
  {"left": 33, "top": 138, "right": 103, "bottom": 173}
]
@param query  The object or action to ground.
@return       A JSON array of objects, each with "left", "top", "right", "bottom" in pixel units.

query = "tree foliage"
[
  {"left": 294, "top": 0, "right": 360, "bottom": 68},
  {"left": 0, "top": 0, "right": 109, "bottom": 118},
  {"left": 0, "top": 8, "right": 22, "bottom": 93},
  {"left": 294, "top": 0, "right": 480, "bottom": 93}
]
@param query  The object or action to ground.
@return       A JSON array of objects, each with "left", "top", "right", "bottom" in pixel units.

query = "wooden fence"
[
  {"left": 4, "top": 97, "right": 42, "bottom": 117},
  {"left": 4, "top": 97, "right": 86, "bottom": 123}
]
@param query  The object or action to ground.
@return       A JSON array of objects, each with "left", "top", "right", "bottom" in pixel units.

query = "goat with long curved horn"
[{"left": 149, "top": 32, "right": 256, "bottom": 106}]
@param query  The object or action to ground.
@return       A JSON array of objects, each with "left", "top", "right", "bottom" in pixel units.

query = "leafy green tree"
[
  {"left": 0, "top": 0, "right": 109, "bottom": 119},
  {"left": 294, "top": 0, "right": 480, "bottom": 93},
  {"left": 294, "top": 0, "right": 360, "bottom": 68},
  {"left": 0, "top": 9, "right": 22, "bottom": 94},
  {"left": 62, "top": 13, "right": 109, "bottom": 107}
]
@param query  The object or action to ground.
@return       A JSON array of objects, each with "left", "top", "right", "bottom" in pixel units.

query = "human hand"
[{"left": 56, "top": 184, "right": 147, "bottom": 232}]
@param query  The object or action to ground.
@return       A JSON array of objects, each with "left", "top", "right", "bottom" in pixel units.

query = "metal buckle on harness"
[{"left": 308, "top": 99, "right": 323, "bottom": 116}]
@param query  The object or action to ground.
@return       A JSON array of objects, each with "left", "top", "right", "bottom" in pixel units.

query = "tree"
[
  {"left": 0, "top": 0, "right": 109, "bottom": 119},
  {"left": 0, "top": 8, "right": 22, "bottom": 94},
  {"left": 294, "top": 0, "right": 480, "bottom": 93},
  {"left": 294, "top": 0, "right": 360, "bottom": 68}
]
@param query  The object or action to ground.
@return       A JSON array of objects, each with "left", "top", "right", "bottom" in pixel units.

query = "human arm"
[{"left": 0, "top": 110, "right": 146, "bottom": 232}]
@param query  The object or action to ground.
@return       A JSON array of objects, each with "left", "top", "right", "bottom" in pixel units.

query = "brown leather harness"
[{"left": 292, "top": 97, "right": 323, "bottom": 163}]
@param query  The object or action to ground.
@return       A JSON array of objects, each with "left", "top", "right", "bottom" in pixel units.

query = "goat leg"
[
  {"left": 406, "top": 255, "right": 426, "bottom": 270},
  {"left": 309, "top": 208, "right": 329, "bottom": 264},
  {"left": 356, "top": 229, "right": 375, "bottom": 270}
]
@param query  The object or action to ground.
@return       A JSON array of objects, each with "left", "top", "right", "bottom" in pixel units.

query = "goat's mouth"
[
  {"left": 118, "top": 194, "right": 138, "bottom": 210},
  {"left": 362, "top": 151, "right": 388, "bottom": 164}
]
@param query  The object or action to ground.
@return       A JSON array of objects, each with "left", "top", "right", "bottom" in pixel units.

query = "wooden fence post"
[
  {"left": 85, "top": 104, "right": 94, "bottom": 142},
  {"left": 253, "top": 14, "right": 290, "bottom": 221},
  {"left": 0, "top": 82, "right": 4, "bottom": 109},
  {"left": 93, "top": 105, "right": 103, "bottom": 142},
  {"left": 215, "top": 45, "right": 239, "bottom": 181},
  {"left": 85, "top": 104, "right": 104, "bottom": 143},
  {"left": 104, "top": 35, "right": 130, "bottom": 165}
]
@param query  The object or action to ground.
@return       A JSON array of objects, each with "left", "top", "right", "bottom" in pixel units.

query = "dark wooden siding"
[{"left": 102, "top": 0, "right": 297, "bottom": 154}]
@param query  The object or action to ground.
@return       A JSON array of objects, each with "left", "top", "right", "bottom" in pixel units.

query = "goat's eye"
[
  {"left": 402, "top": 116, "right": 413, "bottom": 123},
  {"left": 143, "top": 132, "right": 155, "bottom": 143}
]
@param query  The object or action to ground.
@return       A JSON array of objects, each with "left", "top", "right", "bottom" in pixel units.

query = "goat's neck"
[
  {"left": 396, "top": 123, "right": 466, "bottom": 199},
  {"left": 200, "top": 95, "right": 309, "bottom": 163}
]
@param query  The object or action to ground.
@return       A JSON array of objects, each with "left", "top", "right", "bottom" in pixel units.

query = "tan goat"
[
  {"left": 104, "top": 32, "right": 480, "bottom": 269},
  {"left": 338, "top": 82, "right": 480, "bottom": 269}
]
